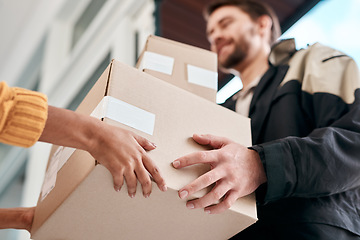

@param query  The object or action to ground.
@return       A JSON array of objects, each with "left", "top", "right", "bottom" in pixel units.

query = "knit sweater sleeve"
[{"left": 0, "top": 81, "right": 48, "bottom": 148}]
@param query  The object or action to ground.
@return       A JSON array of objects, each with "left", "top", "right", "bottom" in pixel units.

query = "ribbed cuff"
[{"left": 0, "top": 83, "right": 48, "bottom": 148}]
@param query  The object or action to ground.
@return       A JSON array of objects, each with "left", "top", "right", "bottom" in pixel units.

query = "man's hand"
[{"left": 172, "top": 134, "right": 266, "bottom": 214}]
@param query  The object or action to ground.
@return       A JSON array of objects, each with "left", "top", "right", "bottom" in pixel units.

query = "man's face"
[{"left": 206, "top": 6, "right": 260, "bottom": 70}]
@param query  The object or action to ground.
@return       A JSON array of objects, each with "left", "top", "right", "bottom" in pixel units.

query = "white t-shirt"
[{"left": 233, "top": 76, "right": 261, "bottom": 117}]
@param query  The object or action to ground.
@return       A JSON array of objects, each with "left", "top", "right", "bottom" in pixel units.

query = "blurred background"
[{"left": 0, "top": 0, "right": 359, "bottom": 239}]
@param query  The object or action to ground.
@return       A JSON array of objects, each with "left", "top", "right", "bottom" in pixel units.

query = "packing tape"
[
  {"left": 139, "top": 51, "right": 174, "bottom": 75},
  {"left": 139, "top": 51, "right": 218, "bottom": 91},
  {"left": 90, "top": 96, "right": 156, "bottom": 135},
  {"left": 40, "top": 96, "right": 155, "bottom": 201},
  {"left": 187, "top": 64, "right": 218, "bottom": 90}
]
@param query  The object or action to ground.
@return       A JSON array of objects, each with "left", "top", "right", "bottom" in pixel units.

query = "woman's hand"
[
  {"left": 0, "top": 207, "right": 35, "bottom": 232},
  {"left": 40, "top": 106, "right": 167, "bottom": 197}
]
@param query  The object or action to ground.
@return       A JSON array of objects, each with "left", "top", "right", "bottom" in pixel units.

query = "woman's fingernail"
[
  {"left": 179, "top": 190, "right": 188, "bottom": 199},
  {"left": 205, "top": 209, "right": 211, "bottom": 214},
  {"left": 129, "top": 193, "right": 135, "bottom": 198},
  {"left": 161, "top": 185, "right": 168, "bottom": 192},
  {"left": 187, "top": 203, "right": 194, "bottom": 209},
  {"left": 114, "top": 186, "right": 121, "bottom": 192},
  {"left": 151, "top": 142, "right": 157, "bottom": 148},
  {"left": 172, "top": 160, "right": 180, "bottom": 168}
]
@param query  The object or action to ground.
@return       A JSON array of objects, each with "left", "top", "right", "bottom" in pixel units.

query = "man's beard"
[
  {"left": 219, "top": 26, "right": 255, "bottom": 70},
  {"left": 220, "top": 43, "right": 246, "bottom": 69}
]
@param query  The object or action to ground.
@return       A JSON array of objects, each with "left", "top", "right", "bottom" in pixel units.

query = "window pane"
[
  {"left": 67, "top": 52, "right": 111, "bottom": 111},
  {"left": 280, "top": 0, "right": 360, "bottom": 66},
  {"left": 72, "top": 0, "right": 108, "bottom": 49}
]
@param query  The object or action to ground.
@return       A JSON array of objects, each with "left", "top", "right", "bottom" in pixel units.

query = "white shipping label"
[
  {"left": 57, "top": 147, "right": 76, "bottom": 171},
  {"left": 187, "top": 64, "right": 218, "bottom": 90},
  {"left": 91, "top": 96, "right": 156, "bottom": 135},
  {"left": 139, "top": 51, "right": 174, "bottom": 75},
  {"left": 40, "top": 146, "right": 76, "bottom": 201}
]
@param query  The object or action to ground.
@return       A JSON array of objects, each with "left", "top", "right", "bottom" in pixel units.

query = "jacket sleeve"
[
  {"left": 0, "top": 81, "right": 48, "bottom": 147},
  {"left": 253, "top": 48, "right": 360, "bottom": 204}
]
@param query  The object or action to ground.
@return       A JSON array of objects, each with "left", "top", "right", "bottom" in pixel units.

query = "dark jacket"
[{"left": 224, "top": 39, "right": 360, "bottom": 237}]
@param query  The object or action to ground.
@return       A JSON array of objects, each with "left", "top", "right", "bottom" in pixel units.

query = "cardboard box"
[
  {"left": 136, "top": 35, "right": 218, "bottom": 102},
  {"left": 31, "top": 60, "right": 257, "bottom": 240}
]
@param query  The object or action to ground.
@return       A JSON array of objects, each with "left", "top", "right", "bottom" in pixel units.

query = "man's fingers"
[
  {"left": 185, "top": 183, "right": 229, "bottom": 209},
  {"left": 204, "top": 191, "right": 239, "bottom": 214},
  {"left": 173, "top": 150, "right": 218, "bottom": 169},
  {"left": 192, "top": 134, "right": 231, "bottom": 149},
  {"left": 178, "top": 171, "right": 220, "bottom": 199}
]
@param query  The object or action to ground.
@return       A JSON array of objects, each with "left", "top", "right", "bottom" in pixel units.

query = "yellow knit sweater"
[{"left": 0, "top": 81, "right": 48, "bottom": 148}]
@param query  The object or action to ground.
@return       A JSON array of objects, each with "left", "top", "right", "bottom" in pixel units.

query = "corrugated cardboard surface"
[
  {"left": 137, "top": 35, "right": 218, "bottom": 102},
  {"left": 31, "top": 60, "right": 256, "bottom": 240}
]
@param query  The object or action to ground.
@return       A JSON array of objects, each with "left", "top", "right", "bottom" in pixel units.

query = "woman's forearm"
[
  {"left": 39, "top": 106, "right": 97, "bottom": 151},
  {"left": 0, "top": 207, "right": 35, "bottom": 232}
]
